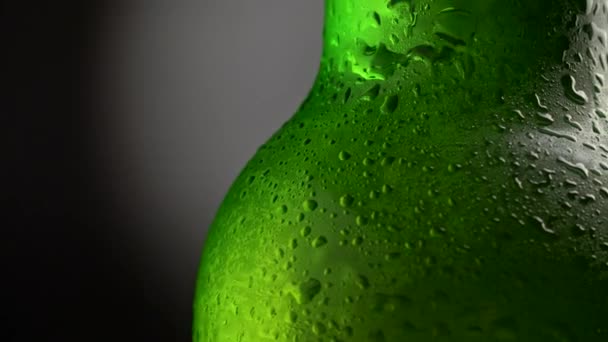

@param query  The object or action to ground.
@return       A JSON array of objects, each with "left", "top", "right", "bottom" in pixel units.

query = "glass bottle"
[{"left": 194, "top": 0, "right": 608, "bottom": 340}]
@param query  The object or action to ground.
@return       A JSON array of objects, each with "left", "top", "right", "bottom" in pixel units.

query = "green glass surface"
[{"left": 193, "top": 0, "right": 608, "bottom": 340}]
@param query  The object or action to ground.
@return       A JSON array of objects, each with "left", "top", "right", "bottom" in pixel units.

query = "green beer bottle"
[{"left": 193, "top": 0, "right": 608, "bottom": 340}]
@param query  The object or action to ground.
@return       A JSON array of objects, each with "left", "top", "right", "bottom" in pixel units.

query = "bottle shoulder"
[{"left": 211, "top": 86, "right": 608, "bottom": 257}]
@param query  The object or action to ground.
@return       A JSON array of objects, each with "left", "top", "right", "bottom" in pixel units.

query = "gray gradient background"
[{"left": 102, "top": 0, "right": 323, "bottom": 337}]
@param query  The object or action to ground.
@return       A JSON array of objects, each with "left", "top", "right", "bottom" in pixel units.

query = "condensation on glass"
[{"left": 194, "top": 1, "right": 608, "bottom": 340}]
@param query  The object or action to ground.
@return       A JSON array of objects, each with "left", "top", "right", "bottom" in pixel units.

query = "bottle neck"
[
  {"left": 319, "top": 0, "right": 593, "bottom": 82},
  {"left": 302, "top": 0, "right": 608, "bottom": 123}
]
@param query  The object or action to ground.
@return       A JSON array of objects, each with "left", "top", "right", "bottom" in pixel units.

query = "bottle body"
[{"left": 194, "top": 0, "right": 608, "bottom": 340}]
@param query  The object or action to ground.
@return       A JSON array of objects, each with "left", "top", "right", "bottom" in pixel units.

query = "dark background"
[{"left": 3, "top": 1, "right": 322, "bottom": 340}]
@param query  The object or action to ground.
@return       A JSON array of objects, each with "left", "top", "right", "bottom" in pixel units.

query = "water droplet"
[
  {"left": 355, "top": 275, "right": 370, "bottom": 289},
  {"left": 372, "top": 11, "right": 381, "bottom": 26},
  {"left": 291, "top": 278, "right": 321, "bottom": 304},
  {"left": 381, "top": 184, "right": 393, "bottom": 194},
  {"left": 385, "top": 252, "right": 401, "bottom": 261},
  {"left": 287, "top": 311, "right": 298, "bottom": 323},
  {"left": 344, "top": 87, "right": 352, "bottom": 103},
  {"left": 356, "top": 215, "right": 368, "bottom": 226},
  {"left": 311, "top": 236, "right": 328, "bottom": 248},
  {"left": 303, "top": 199, "right": 318, "bottom": 211},
  {"left": 534, "top": 93, "right": 549, "bottom": 112},
  {"left": 514, "top": 177, "right": 523, "bottom": 189},
  {"left": 565, "top": 114, "right": 583, "bottom": 130},
  {"left": 557, "top": 156, "right": 590, "bottom": 178},
  {"left": 447, "top": 197, "right": 455, "bottom": 206},
  {"left": 339, "top": 151, "right": 351, "bottom": 161},
  {"left": 536, "top": 112, "right": 555, "bottom": 123},
  {"left": 512, "top": 109, "right": 525, "bottom": 119},
  {"left": 381, "top": 94, "right": 399, "bottom": 114},
  {"left": 580, "top": 193, "right": 596, "bottom": 204},
  {"left": 596, "top": 73, "right": 605, "bottom": 86},
  {"left": 362, "top": 84, "right": 381, "bottom": 100},
  {"left": 583, "top": 142, "right": 597, "bottom": 151},
  {"left": 339, "top": 194, "right": 354, "bottom": 207},
  {"left": 363, "top": 157, "right": 375, "bottom": 166},
  {"left": 381, "top": 156, "right": 396, "bottom": 166},
  {"left": 538, "top": 127, "right": 577, "bottom": 142},
  {"left": 300, "top": 226, "right": 312, "bottom": 237},
  {"left": 561, "top": 74, "right": 589, "bottom": 105},
  {"left": 593, "top": 120, "right": 603, "bottom": 135},
  {"left": 531, "top": 216, "right": 556, "bottom": 235}
]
